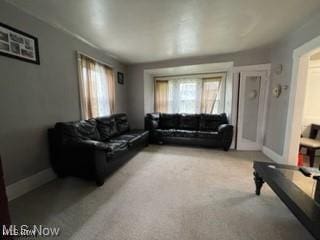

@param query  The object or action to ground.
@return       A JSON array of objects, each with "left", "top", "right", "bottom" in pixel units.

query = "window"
[
  {"left": 179, "top": 82, "right": 197, "bottom": 113},
  {"left": 78, "top": 54, "right": 115, "bottom": 119},
  {"left": 155, "top": 73, "right": 226, "bottom": 114},
  {"left": 179, "top": 83, "right": 197, "bottom": 113}
]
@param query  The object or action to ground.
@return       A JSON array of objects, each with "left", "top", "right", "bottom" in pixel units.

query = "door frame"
[
  {"left": 237, "top": 71, "right": 268, "bottom": 150},
  {"left": 283, "top": 35, "right": 320, "bottom": 165},
  {"left": 233, "top": 64, "right": 271, "bottom": 150}
]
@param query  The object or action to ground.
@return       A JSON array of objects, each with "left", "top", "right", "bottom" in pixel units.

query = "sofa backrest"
[
  {"left": 113, "top": 113, "right": 130, "bottom": 134},
  {"left": 159, "top": 113, "right": 180, "bottom": 129},
  {"left": 199, "top": 113, "right": 228, "bottom": 131},
  {"left": 55, "top": 118, "right": 101, "bottom": 144},
  {"left": 145, "top": 113, "right": 160, "bottom": 130},
  {"left": 54, "top": 113, "right": 130, "bottom": 143},
  {"left": 146, "top": 113, "right": 160, "bottom": 120},
  {"left": 96, "top": 116, "right": 119, "bottom": 141},
  {"left": 152, "top": 113, "right": 228, "bottom": 131},
  {"left": 95, "top": 113, "right": 130, "bottom": 141},
  {"left": 179, "top": 114, "right": 200, "bottom": 130}
]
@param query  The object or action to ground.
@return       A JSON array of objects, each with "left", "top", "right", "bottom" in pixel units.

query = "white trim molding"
[
  {"left": 233, "top": 63, "right": 271, "bottom": 73},
  {"left": 262, "top": 146, "right": 284, "bottom": 163},
  {"left": 233, "top": 64, "right": 271, "bottom": 151},
  {"left": 237, "top": 71, "right": 269, "bottom": 150},
  {"left": 6, "top": 168, "right": 56, "bottom": 201}
]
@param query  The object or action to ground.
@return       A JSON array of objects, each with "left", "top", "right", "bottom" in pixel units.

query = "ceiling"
[
  {"left": 145, "top": 62, "right": 233, "bottom": 77},
  {"left": 7, "top": 0, "right": 320, "bottom": 64}
]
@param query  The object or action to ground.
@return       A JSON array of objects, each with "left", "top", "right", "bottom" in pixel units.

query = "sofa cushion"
[
  {"left": 78, "top": 140, "right": 120, "bottom": 152},
  {"left": 159, "top": 113, "right": 180, "bottom": 129},
  {"left": 114, "top": 113, "right": 130, "bottom": 134},
  {"left": 145, "top": 113, "right": 159, "bottom": 130},
  {"left": 179, "top": 114, "right": 199, "bottom": 130},
  {"left": 146, "top": 113, "right": 160, "bottom": 120},
  {"left": 55, "top": 119, "right": 101, "bottom": 143},
  {"left": 110, "top": 130, "right": 149, "bottom": 146},
  {"left": 174, "top": 129, "right": 198, "bottom": 138},
  {"left": 74, "top": 119, "right": 101, "bottom": 140},
  {"left": 149, "top": 119, "right": 159, "bottom": 129},
  {"left": 197, "top": 131, "right": 219, "bottom": 139},
  {"left": 154, "top": 129, "right": 197, "bottom": 138},
  {"left": 199, "top": 113, "right": 228, "bottom": 131},
  {"left": 154, "top": 129, "right": 176, "bottom": 137},
  {"left": 96, "top": 116, "right": 119, "bottom": 140},
  {"left": 104, "top": 141, "right": 128, "bottom": 159}
]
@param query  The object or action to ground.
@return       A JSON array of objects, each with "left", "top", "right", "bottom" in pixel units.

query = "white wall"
[
  {"left": 302, "top": 59, "right": 320, "bottom": 137},
  {"left": 264, "top": 11, "right": 320, "bottom": 155},
  {"left": 143, "top": 72, "right": 154, "bottom": 115}
]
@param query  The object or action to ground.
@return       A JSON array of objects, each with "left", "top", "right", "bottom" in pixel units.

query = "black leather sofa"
[
  {"left": 48, "top": 113, "right": 149, "bottom": 186},
  {"left": 145, "top": 113, "right": 233, "bottom": 151}
]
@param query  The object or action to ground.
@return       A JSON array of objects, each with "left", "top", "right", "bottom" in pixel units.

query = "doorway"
[
  {"left": 300, "top": 55, "right": 320, "bottom": 167},
  {"left": 236, "top": 70, "right": 269, "bottom": 150},
  {"left": 283, "top": 35, "right": 320, "bottom": 166}
]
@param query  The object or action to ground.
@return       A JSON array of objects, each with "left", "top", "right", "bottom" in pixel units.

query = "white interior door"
[{"left": 237, "top": 71, "right": 268, "bottom": 150}]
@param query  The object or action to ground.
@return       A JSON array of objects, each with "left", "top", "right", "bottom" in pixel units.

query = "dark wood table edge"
[{"left": 253, "top": 161, "right": 320, "bottom": 240}]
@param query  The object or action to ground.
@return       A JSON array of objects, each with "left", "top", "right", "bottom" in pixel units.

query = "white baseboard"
[
  {"left": 6, "top": 168, "right": 56, "bottom": 201},
  {"left": 262, "top": 146, "right": 284, "bottom": 163}
]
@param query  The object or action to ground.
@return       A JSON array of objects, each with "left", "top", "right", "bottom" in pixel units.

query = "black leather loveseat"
[
  {"left": 145, "top": 113, "right": 233, "bottom": 151},
  {"left": 48, "top": 113, "right": 149, "bottom": 186}
]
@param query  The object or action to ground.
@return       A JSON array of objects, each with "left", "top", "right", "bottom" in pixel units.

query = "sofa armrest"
[
  {"left": 218, "top": 124, "right": 234, "bottom": 151},
  {"left": 145, "top": 114, "right": 160, "bottom": 130},
  {"left": 218, "top": 124, "right": 233, "bottom": 134},
  {"left": 60, "top": 140, "right": 109, "bottom": 185}
]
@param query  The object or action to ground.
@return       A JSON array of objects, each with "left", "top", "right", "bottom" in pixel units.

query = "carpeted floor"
[{"left": 9, "top": 145, "right": 314, "bottom": 240}]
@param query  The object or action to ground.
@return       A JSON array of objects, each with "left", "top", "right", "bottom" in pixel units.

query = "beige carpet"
[{"left": 9, "top": 145, "right": 314, "bottom": 240}]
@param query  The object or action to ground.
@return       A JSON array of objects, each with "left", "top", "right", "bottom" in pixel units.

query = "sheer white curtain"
[
  {"left": 168, "top": 79, "right": 202, "bottom": 113},
  {"left": 95, "top": 64, "right": 110, "bottom": 116}
]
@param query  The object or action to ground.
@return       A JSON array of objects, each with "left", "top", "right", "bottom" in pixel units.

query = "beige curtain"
[
  {"left": 104, "top": 66, "right": 115, "bottom": 114},
  {"left": 201, "top": 78, "right": 221, "bottom": 113},
  {"left": 79, "top": 54, "right": 115, "bottom": 119},
  {"left": 155, "top": 80, "right": 169, "bottom": 112},
  {"left": 80, "top": 55, "right": 97, "bottom": 119}
]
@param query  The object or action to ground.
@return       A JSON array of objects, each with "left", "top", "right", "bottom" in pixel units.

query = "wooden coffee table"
[{"left": 253, "top": 161, "right": 320, "bottom": 239}]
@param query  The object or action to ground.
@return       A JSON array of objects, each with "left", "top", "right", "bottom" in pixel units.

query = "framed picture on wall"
[
  {"left": 0, "top": 22, "right": 40, "bottom": 65},
  {"left": 117, "top": 72, "right": 124, "bottom": 84}
]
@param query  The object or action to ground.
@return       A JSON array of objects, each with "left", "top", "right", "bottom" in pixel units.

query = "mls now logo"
[{"left": 2, "top": 225, "right": 60, "bottom": 237}]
